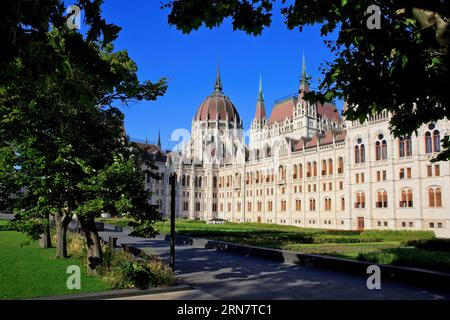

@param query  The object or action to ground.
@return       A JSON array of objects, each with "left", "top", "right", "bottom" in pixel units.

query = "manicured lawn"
[
  {"left": 99, "top": 217, "right": 449, "bottom": 273},
  {"left": 0, "top": 230, "right": 107, "bottom": 299}
]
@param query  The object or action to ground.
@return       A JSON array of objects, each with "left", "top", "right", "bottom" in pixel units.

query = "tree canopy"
[
  {"left": 164, "top": 0, "right": 449, "bottom": 160},
  {"left": 0, "top": 0, "right": 167, "bottom": 271}
]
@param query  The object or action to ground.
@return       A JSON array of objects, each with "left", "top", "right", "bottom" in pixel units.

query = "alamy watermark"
[
  {"left": 366, "top": 265, "right": 381, "bottom": 290},
  {"left": 66, "top": 5, "right": 81, "bottom": 30},
  {"left": 366, "top": 5, "right": 381, "bottom": 30},
  {"left": 66, "top": 265, "right": 81, "bottom": 290}
]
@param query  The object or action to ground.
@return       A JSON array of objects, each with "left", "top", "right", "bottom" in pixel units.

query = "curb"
[{"left": 30, "top": 283, "right": 193, "bottom": 300}]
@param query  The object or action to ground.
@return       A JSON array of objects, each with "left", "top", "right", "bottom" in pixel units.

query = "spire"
[
  {"left": 214, "top": 64, "right": 223, "bottom": 92},
  {"left": 254, "top": 75, "right": 266, "bottom": 121},
  {"left": 299, "top": 52, "right": 309, "bottom": 94},
  {"left": 157, "top": 130, "right": 161, "bottom": 149},
  {"left": 258, "top": 73, "right": 264, "bottom": 101}
]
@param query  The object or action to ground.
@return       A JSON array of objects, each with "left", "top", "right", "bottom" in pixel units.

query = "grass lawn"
[
  {"left": 99, "top": 217, "right": 450, "bottom": 272},
  {"left": 0, "top": 229, "right": 108, "bottom": 300}
]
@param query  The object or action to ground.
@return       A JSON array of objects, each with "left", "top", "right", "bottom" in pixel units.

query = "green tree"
[
  {"left": 164, "top": 0, "right": 449, "bottom": 160},
  {"left": 0, "top": 0, "right": 167, "bottom": 273}
]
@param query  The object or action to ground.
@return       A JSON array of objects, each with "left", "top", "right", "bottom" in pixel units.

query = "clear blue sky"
[{"left": 100, "top": 0, "right": 341, "bottom": 150}]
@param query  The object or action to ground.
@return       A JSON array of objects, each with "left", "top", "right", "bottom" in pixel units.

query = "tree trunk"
[
  {"left": 39, "top": 215, "right": 52, "bottom": 248},
  {"left": 81, "top": 218, "right": 103, "bottom": 275},
  {"left": 55, "top": 211, "right": 71, "bottom": 258}
]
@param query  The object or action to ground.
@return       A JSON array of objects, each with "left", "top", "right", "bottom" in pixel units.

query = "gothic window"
[
  {"left": 398, "top": 137, "right": 413, "bottom": 157},
  {"left": 321, "top": 160, "right": 327, "bottom": 176},
  {"left": 375, "top": 134, "right": 387, "bottom": 160},
  {"left": 354, "top": 192, "right": 365, "bottom": 209},
  {"left": 295, "top": 199, "right": 301, "bottom": 211},
  {"left": 338, "top": 157, "right": 344, "bottom": 174},
  {"left": 400, "top": 188, "right": 413, "bottom": 207},
  {"left": 313, "top": 161, "right": 317, "bottom": 177},
  {"left": 376, "top": 190, "right": 388, "bottom": 208},
  {"left": 307, "top": 162, "right": 312, "bottom": 177},
  {"left": 328, "top": 159, "right": 333, "bottom": 175},
  {"left": 293, "top": 165, "right": 298, "bottom": 179},
  {"left": 425, "top": 132, "right": 433, "bottom": 153},
  {"left": 354, "top": 138, "right": 365, "bottom": 163},
  {"left": 428, "top": 187, "right": 442, "bottom": 207},
  {"left": 309, "top": 198, "right": 316, "bottom": 211},
  {"left": 433, "top": 130, "right": 441, "bottom": 152}
]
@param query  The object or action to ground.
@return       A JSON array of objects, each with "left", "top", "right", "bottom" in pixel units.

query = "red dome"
[
  {"left": 194, "top": 93, "right": 241, "bottom": 124},
  {"left": 193, "top": 65, "right": 242, "bottom": 127}
]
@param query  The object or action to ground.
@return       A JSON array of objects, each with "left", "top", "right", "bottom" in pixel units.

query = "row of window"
[
  {"left": 354, "top": 128, "right": 441, "bottom": 164},
  {"left": 354, "top": 188, "right": 442, "bottom": 209}
]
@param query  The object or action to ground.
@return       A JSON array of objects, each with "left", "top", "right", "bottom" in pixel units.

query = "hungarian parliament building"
[{"left": 138, "top": 60, "right": 450, "bottom": 238}]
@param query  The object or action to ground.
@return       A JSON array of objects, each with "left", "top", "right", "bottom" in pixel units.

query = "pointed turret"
[
  {"left": 254, "top": 74, "right": 266, "bottom": 121},
  {"left": 157, "top": 130, "right": 161, "bottom": 149},
  {"left": 299, "top": 52, "right": 309, "bottom": 95},
  {"left": 214, "top": 64, "right": 223, "bottom": 93}
]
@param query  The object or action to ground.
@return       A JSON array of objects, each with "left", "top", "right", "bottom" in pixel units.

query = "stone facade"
[{"left": 143, "top": 62, "right": 450, "bottom": 238}]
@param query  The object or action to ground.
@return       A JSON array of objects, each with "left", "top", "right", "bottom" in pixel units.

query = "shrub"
[
  {"left": 357, "top": 247, "right": 450, "bottom": 273},
  {"left": 311, "top": 235, "right": 382, "bottom": 244},
  {"left": 360, "top": 230, "right": 435, "bottom": 242},
  {"left": 67, "top": 233, "right": 86, "bottom": 259},
  {"left": 406, "top": 239, "right": 450, "bottom": 252},
  {"left": 98, "top": 247, "right": 175, "bottom": 290}
]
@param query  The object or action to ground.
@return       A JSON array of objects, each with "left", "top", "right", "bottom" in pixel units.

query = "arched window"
[
  {"left": 278, "top": 165, "right": 285, "bottom": 181},
  {"left": 425, "top": 131, "right": 433, "bottom": 153},
  {"left": 299, "top": 164, "right": 303, "bottom": 178},
  {"left": 382, "top": 140, "right": 387, "bottom": 159},
  {"left": 355, "top": 138, "right": 365, "bottom": 163},
  {"left": 309, "top": 198, "right": 316, "bottom": 211},
  {"left": 293, "top": 165, "right": 298, "bottom": 179},
  {"left": 428, "top": 187, "right": 442, "bottom": 207},
  {"left": 399, "top": 137, "right": 405, "bottom": 158},
  {"left": 322, "top": 160, "right": 327, "bottom": 176},
  {"left": 354, "top": 145, "right": 360, "bottom": 163},
  {"left": 429, "top": 188, "right": 435, "bottom": 207},
  {"left": 324, "top": 198, "right": 331, "bottom": 211},
  {"left": 341, "top": 197, "right": 345, "bottom": 211},
  {"left": 313, "top": 161, "right": 317, "bottom": 177},
  {"left": 307, "top": 162, "right": 312, "bottom": 177},
  {"left": 338, "top": 157, "right": 344, "bottom": 174},
  {"left": 400, "top": 135, "right": 412, "bottom": 157},
  {"left": 182, "top": 175, "right": 186, "bottom": 186},
  {"left": 360, "top": 144, "right": 365, "bottom": 163},
  {"left": 400, "top": 188, "right": 413, "bottom": 207},
  {"left": 376, "top": 190, "right": 388, "bottom": 208},
  {"left": 328, "top": 159, "right": 333, "bottom": 175},
  {"left": 295, "top": 199, "right": 301, "bottom": 211},
  {"left": 186, "top": 175, "right": 190, "bottom": 187},
  {"left": 355, "top": 192, "right": 365, "bottom": 209},
  {"left": 375, "top": 134, "right": 387, "bottom": 160},
  {"left": 436, "top": 188, "right": 442, "bottom": 207},
  {"left": 433, "top": 130, "right": 441, "bottom": 152}
]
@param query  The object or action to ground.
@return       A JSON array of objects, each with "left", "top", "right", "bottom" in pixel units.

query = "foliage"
[
  {"left": 0, "top": 0, "right": 167, "bottom": 261},
  {"left": 360, "top": 230, "right": 435, "bottom": 242},
  {"left": 98, "top": 247, "right": 175, "bottom": 290},
  {"left": 406, "top": 239, "right": 450, "bottom": 252},
  {"left": 357, "top": 247, "right": 450, "bottom": 273},
  {"left": 67, "top": 232, "right": 87, "bottom": 259},
  {"left": 164, "top": 0, "right": 450, "bottom": 160}
]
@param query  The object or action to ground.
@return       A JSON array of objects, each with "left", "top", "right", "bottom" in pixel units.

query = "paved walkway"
[{"left": 99, "top": 230, "right": 450, "bottom": 300}]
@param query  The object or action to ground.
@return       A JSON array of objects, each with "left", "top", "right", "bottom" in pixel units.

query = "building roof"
[
  {"left": 317, "top": 102, "right": 341, "bottom": 123},
  {"left": 193, "top": 66, "right": 242, "bottom": 126},
  {"left": 134, "top": 142, "right": 167, "bottom": 162},
  {"left": 268, "top": 96, "right": 297, "bottom": 125}
]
